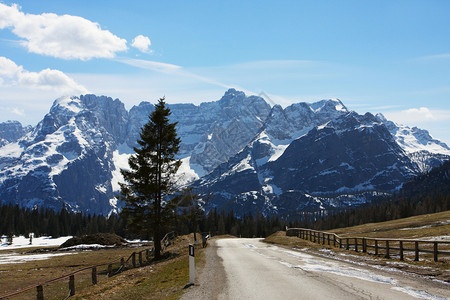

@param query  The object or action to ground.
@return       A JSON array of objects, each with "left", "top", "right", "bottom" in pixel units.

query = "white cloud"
[
  {"left": 0, "top": 3, "right": 127, "bottom": 60},
  {"left": 132, "top": 35, "right": 152, "bottom": 53},
  {"left": 404, "top": 107, "right": 435, "bottom": 120},
  {"left": 383, "top": 107, "right": 450, "bottom": 124},
  {"left": 0, "top": 56, "right": 88, "bottom": 94}
]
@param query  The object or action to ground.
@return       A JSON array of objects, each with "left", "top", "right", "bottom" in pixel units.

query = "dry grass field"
[
  {"left": 0, "top": 234, "right": 206, "bottom": 300},
  {"left": 264, "top": 211, "right": 450, "bottom": 282}
]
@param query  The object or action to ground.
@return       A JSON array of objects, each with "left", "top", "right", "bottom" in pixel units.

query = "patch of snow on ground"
[
  {"left": 59, "top": 244, "right": 115, "bottom": 250},
  {"left": 267, "top": 246, "right": 447, "bottom": 300},
  {"left": 0, "top": 252, "right": 75, "bottom": 264},
  {"left": 416, "top": 236, "right": 450, "bottom": 241},
  {"left": 125, "top": 238, "right": 151, "bottom": 243},
  {"left": 0, "top": 235, "right": 73, "bottom": 250},
  {"left": 273, "top": 247, "right": 396, "bottom": 284},
  {"left": 391, "top": 287, "right": 448, "bottom": 300}
]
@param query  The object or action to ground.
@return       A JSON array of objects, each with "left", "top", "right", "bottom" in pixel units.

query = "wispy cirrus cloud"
[
  {"left": 0, "top": 3, "right": 127, "bottom": 60},
  {"left": 116, "top": 57, "right": 233, "bottom": 89},
  {"left": 411, "top": 53, "right": 450, "bottom": 62},
  {"left": 0, "top": 56, "right": 88, "bottom": 94}
]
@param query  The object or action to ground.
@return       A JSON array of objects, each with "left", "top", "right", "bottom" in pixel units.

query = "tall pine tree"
[{"left": 119, "top": 98, "right": 181, "bottom": 259}]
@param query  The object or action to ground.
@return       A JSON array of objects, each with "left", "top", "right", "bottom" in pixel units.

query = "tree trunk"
[{"left": 154, "top": 223, "right": 161, "bottom": 259}]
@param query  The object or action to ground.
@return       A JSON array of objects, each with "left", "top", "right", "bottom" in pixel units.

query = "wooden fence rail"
[
  {"left": 0, "top": 231, "right": 177, "bottom": 300},
  {"left": 286, "top": 228, "right": 450, "bottom": 262}
]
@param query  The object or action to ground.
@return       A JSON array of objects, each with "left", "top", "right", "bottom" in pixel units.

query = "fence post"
[
  {"left": 313, "top": 232, "right": 316, "bottom": 243},
  {"left": 385, "top": 240, "right": 390, "bottom": 259},
  {"left": 139, "top": 251, "right": 143, "bottom": 266},
  {"left": 375, "top": 240, "right": 378, "bottom": 255},
  {"left": 327, "top": 234, "right": 330, "bottom": 246},
  {"left": 92, "top": 267, "right": 97, "bottom": 284},
  {"left": 146, "top": 249, "right": 150, "bottom": 261},
  {"left": 108, "top": 264, "right": 113, "bottom": 277},
  {"left": 433, "top": 242, "right": 438, "bottom": 262},
  {"left": 322, "top": 233, "right": 325, "bottom": 245},
  {"left": 414, "top": 241, "right": 419, "bottom": 261},
  {"left": 333, "top": 235, "right": 336, "bottom": 247},
  {"left": 36, "top": 285, "right": 44, "bottom": 300},
  {"left": 69, "top": 275, "right": 75, "bottom": 296},
  {"left": 121, "top": 257, "right": 125, "bottom": 269},
  {"left": 362, "top": 238, "right": 366, "bottom": 253},
  {"left": 132, "top": 252, "right": 136, "bottom": 268},
  {"left": 399, "top": 241, "right": 404, "bottom": 261},
  {"left": 354, "top": 238, "right": 358, "bottom": 252}
]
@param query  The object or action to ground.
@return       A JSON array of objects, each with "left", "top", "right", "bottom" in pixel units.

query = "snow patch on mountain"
[
  {"left": 376, "top": 113, "right": 450, "bottom": 155},
  {"left": 111, "top": 149, "right": 130, "bottom": 192},
  {"left": 53, "top": 96, "right": 84, "bottom": 115},
  {"left": 175, "top": 156, "right": 200, "bottom": 186},
  {"left": 0, "top": 142, "right": 23, "bottom": 159}
]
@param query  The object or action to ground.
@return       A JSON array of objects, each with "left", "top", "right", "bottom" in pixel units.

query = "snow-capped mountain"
[
  {"left": 0, "top": 89, "right": 448, "bottom": 217},
  {"left": 0, "top": 121, "right": 31, "bottom": 147},
  {"left": 194, "top": 111, "right": 424, "bottom": 217}
]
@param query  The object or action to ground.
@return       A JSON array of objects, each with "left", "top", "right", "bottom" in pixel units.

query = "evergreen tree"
[{"left": 119, "top": 98, "right": 181, "bottom": 259}]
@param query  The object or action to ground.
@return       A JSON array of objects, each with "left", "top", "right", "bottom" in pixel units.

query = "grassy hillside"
[
  {"left": 265, "top": 211, "right": 449, "bottom": 280},
  {"left": 329, "top": 210, "right": 449, "bottom": 239}
]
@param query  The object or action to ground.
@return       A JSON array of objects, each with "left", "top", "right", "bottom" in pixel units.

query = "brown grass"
[
  {"left": 329, "top": 210, "right": 450, "bottom": 239},
  {"left": 75, "top": 233, "right": 206, "bottom": 300},
  {"left": 264, "top": 211, "right": 450, "bottom": 279},
  {"left": 0, "top": 233, "right": 207, "bottom": 300}
]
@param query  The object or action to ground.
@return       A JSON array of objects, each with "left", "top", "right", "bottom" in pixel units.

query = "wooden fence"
[
  {"left": 286, "top": 228, "right": 450, "bottom": 262},
  {"left": 0, "top": 231, "right": 176, "bottom": 300}
]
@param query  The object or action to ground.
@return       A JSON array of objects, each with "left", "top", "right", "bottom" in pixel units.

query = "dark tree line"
[
  {"left": 0, "top": 203, "right": 289, "bottom": 239},
  {"left": 1, "top": 191, "right": 448, "bottom": 239},
  {"left": 173, "top": 208, "right": 287, "bottom": 238},
  {"left": 0, "top": 204, "right": 127, "bottom": 238},
  {"left": 307, "top": 192, "right": 449, "bottom": 231}
]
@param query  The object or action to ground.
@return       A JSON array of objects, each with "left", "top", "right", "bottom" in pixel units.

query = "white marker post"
[{"left": 189, "top": 244, "right": 195, "bottom": 285}]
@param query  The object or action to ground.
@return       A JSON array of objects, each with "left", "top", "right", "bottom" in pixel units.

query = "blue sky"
[{"left": 1, "top": 0, "right": 449, "bottom": 144}]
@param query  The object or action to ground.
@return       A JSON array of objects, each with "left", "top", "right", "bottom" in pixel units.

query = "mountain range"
[{"left": 0, "top": 89, "right": 449, "bottom": 217}]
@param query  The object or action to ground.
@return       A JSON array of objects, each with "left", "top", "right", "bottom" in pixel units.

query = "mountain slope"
[
  {"left": 194, "top": 110, "right": 447, "bottom": 217},
  {"left": 0, "top": 89, "right": 448, "bottom": 216}
]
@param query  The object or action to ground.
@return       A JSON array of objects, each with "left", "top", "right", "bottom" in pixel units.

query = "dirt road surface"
[{"left": 185, "top": 238, "right": 449, "bottom": 300}]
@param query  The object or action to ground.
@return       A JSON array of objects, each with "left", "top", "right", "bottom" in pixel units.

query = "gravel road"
[
  {"left": 181, "top": 239, "right": 226, "bottom": 300},
  {"left": 183, "top": 238, "right": 449, "bottom": 300}
]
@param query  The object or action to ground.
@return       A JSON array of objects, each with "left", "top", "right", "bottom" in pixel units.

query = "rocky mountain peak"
[
  {"left": 0, "top": 89, "right": 448, "bottom": 217},
  {"left": 0, "top": 120, "right": 30, "bottom": 146}
]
